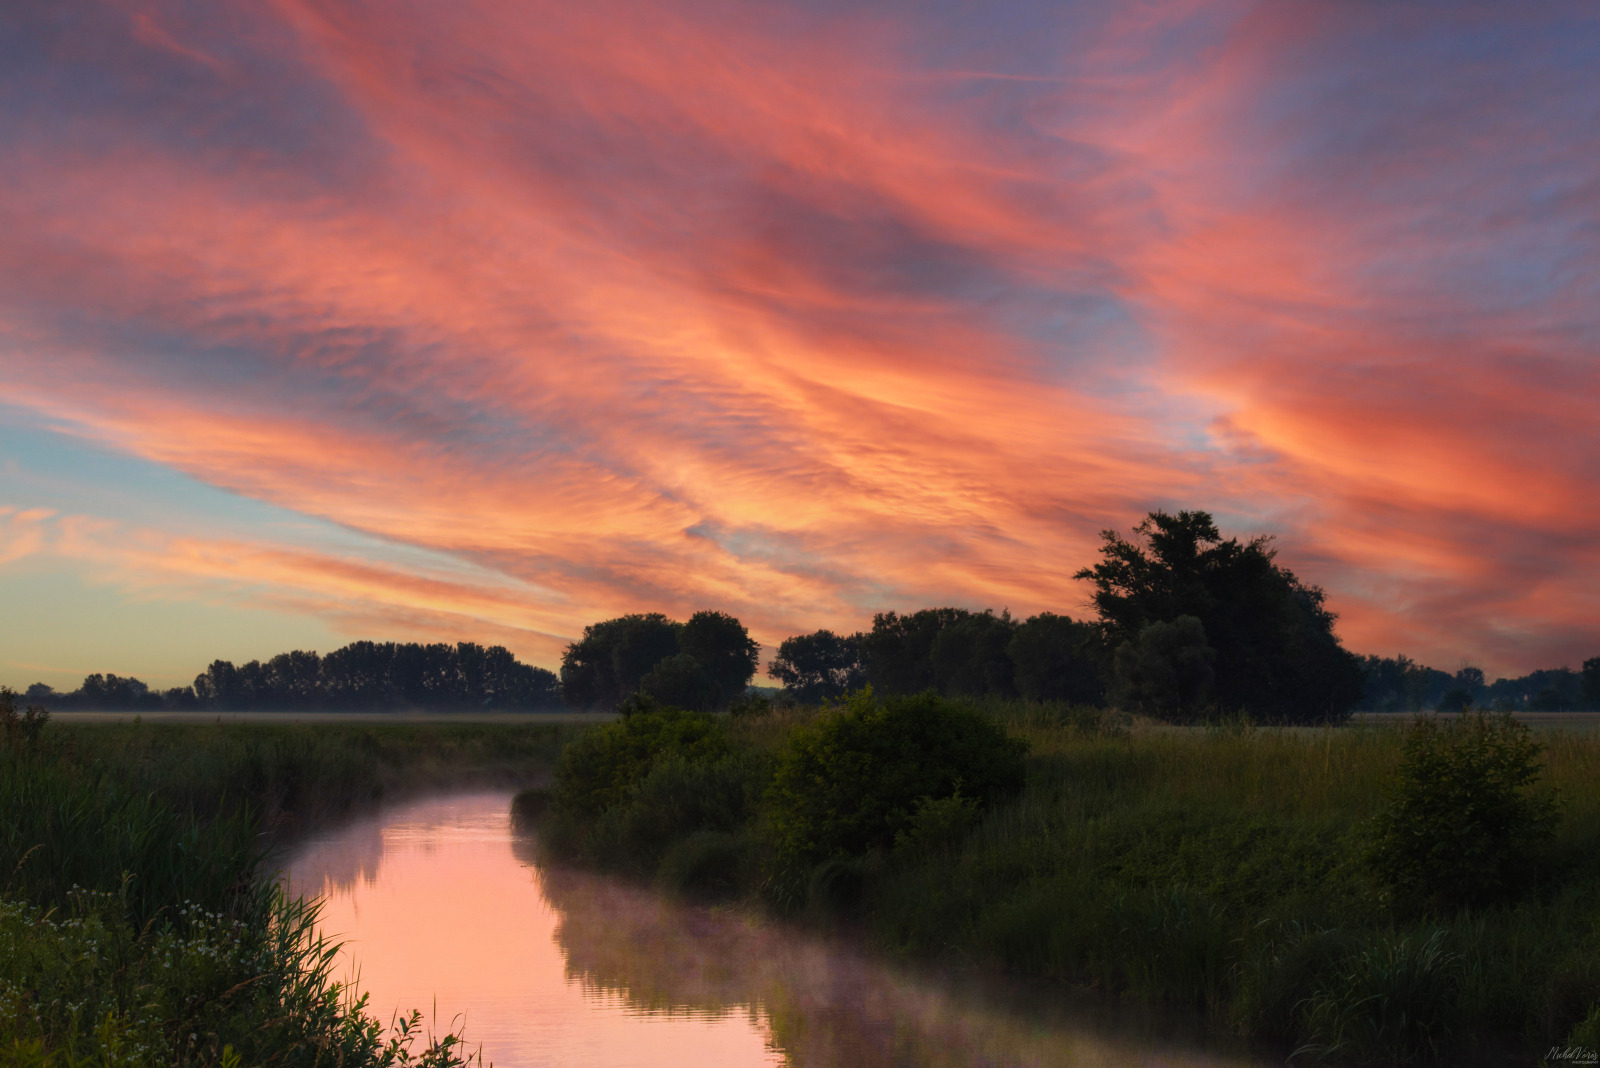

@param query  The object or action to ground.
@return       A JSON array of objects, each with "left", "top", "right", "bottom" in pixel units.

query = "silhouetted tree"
[
  {"left": 679, "top": 611, "right": 760, "bottom": 707},
  {"left": 768, "top": 630, "right": 865, "bottom": 703},
  {"left": 1585, "top": 657, "right": 1600, "bottom": 709},
  {"left": 929, "top": 610, "right": 1017, "bottom": 698},
  {"left": 1007, "top": 613, "right": 1104, "bottom": 704},
  {"left": 264, "top": 650, "right": 322, "bottom": 708},
  {"left": 560, "top": 614, "right": 683, "bottom": 710},
  {"left": 640, "top": 653, "right": 720, "bottom": 713},
  {"left": 1112, "top": 615, "right": 1215, "bottom": 721},
  {"left": 1076, "top": 510, "right": 1362, "bottom": 723},
  {"left": 319, "top": 641, "right": 397, "bottom": 708},
  {"left": 77, "top": 673, "right": 160, "bottom": 711},
  {"left": 859, "top": 608, "right": 975, "bottom": 695}
]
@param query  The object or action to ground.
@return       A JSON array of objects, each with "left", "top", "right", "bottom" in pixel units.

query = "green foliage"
[
  {"left": 1293, "top": 929, "right": 1463, "bottom": 1063},
  {"left": 0, "top": 688, "right": 48, "bottom": 753},
  {"left": 928, "top": 611, "right": 1017, "bottom": 698},
  {"left": 539, "top": 699, "right": 1600, "bottom": 1063},
  {"left": 640, "top": 654, "right": 720, "bottom": 713},
  {"left": 560, "top": 611, "right": 760, "bottom": 711},
  {"left": 1111, "top": 615, "right": 1215, "bottom": 722},
  {"left": 0, "top": 725, "right": 504, "bottom": 1067},
  {"left": 1076, "top": 509, "right": 1364, "bottom": 722},
  {"left": 764, "top": 688, "right": 1027, "bottom": 866},
  {"left": 767, "top": 630, "right": 865, "bottom": 703},
  {"left": 1367, "top": 713, "right": 1561, "bottom": 913},
  {"left": 1006, "top": 613, "right": 1103, "bottom": 704},
  {"left": 552, "top": 703, "right": 729, "bottom": 816},
  {"left": 891, "top": 791, "right": 980, "bottom": 856},
  {"left": 656, "top": 830, "right": 749, "bottom": 899},
  {"left": 559, "top": 613, "right": 683, "bottom": 710},
  {"left": 858, "top": 609, "right": 975, "bottom": 694},
  {"left": 0, "top": 889, "right": 472, "bottom": 1068},
  {"left": 678, "top": 611, "right": 760, "bottom": 708},
  {"left": 0, "top": 752, "right": 261, "bottom": 927},
  {"left": 726, "top": 692, "right": 773, "bottom": 718}
]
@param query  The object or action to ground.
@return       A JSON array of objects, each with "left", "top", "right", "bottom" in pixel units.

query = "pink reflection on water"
[{"left": 285, "top": 794, "right": 783, "bottom": 1068}]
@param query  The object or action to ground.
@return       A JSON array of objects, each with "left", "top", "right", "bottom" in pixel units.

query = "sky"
[{"left": 1, "top": 0, "right": 1597, "bottom": 690}]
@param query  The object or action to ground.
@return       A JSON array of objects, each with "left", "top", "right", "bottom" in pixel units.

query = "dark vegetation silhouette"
[
  {"left": 1, "top": 691, "right": 519, "bottom": 1063},
  {"left": 527, "top": 688, "right": 1599, "bottom": 1065},
  {"left": 19, "top": 512, "right": 1596, "bottom": 722},
  {"left": 24, "top": 641, "right": 560, "bottom": 712},
  {"left": 1357, "top": 655, "right": 1600, "bottom": 713},
  {"left": 559, "top": 610, "right": 758, "bottom": 712}
]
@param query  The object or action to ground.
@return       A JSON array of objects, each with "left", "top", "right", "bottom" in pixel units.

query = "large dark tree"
[
  {"left": 640, "top": 653, "right": 721, "bottom": 713},
  {"left": 1074, "top": 510, "right": 1363, "bottom": 723},
  {"left": 560, "top": 613, "right": 683, "bottom": 710},
  {"left": 859, "top": 608, "right": 975, "bottom": 695},
  {"left": 678, "top": 610, "right": 760, "bottom": 706},
  {"left": 767, "top": 630, "right": 865, "bottom": 703},
  {"left": 929, "top": 611, "right": 1017, "bottom": 698},
  {"left": 1007, "top": 613, "right": 1104, "bottom": 704},
  {"left": 1585, "top": 657, "right": 1600, "bottom": 709}
]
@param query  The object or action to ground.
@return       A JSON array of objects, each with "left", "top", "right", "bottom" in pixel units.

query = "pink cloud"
[{"left": 1, "top": 0, "right": 1596, "bottom": 676}]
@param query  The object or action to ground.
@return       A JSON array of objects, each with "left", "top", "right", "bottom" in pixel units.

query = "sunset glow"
[{"left": 3, "top": 1, "right": 1597, "bottom": 685}]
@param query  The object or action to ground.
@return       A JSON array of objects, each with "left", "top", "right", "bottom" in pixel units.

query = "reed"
[{"left": 0, "top": 721, "right": 571, "bottom": 1066}]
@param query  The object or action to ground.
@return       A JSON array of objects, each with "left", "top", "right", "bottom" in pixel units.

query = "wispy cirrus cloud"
[{"left": 0, "top": 0, "right": 1596, "bottom": 677}]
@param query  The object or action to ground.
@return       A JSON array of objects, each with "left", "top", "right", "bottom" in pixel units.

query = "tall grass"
[
  {"left": 1, "top": 721, "right": 572, "bottom": 1066},
  {"left": 537, "top": 698, "right": 1600, "bottom": 1064}
]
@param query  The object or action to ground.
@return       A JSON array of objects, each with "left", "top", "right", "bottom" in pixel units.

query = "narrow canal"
[{"left": 286, "top": 793, "right": 1267, "bottom": 1068}]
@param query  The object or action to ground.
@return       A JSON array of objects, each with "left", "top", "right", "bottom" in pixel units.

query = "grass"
[
  {"left": 1, "top": 718, "right": 579, "bottom": 1066},
  {"left": 532, "top": 698, "right": 1600, "bottom": 1065}
]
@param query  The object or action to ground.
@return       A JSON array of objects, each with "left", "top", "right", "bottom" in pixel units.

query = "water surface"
[{"left": 286, "top": 794, "right": 1267, "bottom": 1068}]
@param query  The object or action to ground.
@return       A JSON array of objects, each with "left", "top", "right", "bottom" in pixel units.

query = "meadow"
[
  {"left": 6, "top": 704, "right": 1597, "bottom": 1065},
  {"left": 532, "top": 698, "right": 1600, "bottom": 1066},
  {"left": 0, "top": 716, "right": 576, "bottom": 1067}
]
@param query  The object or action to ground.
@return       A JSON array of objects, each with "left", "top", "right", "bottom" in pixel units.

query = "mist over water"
[{"left": 285, "top": 794, "right": 1265, "bottom": 1067}]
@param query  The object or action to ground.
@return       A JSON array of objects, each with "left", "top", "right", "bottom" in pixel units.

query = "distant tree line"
[
  {"left": 772, "top": 510, "right": 1366, "bottom": 724},
  {"left": 23, "top": 641, "right": 561, "bottom": 712},
  {"left": 768, "top": 511, "right": 1600, "bottom": 722},
  {"left": 20, "top": 510, "right": 1595, "bottom": 722},
  {"left": 1357, "top": 654, "right": 1600, "bottom": 713}
]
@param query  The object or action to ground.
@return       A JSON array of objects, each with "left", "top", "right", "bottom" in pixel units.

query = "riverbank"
[
  {"left": 530, "top": 698, "right": 1600, "bottom": 1065},
  {"left": 0, "top": 718, "right": 580, "bottom": 1065}
]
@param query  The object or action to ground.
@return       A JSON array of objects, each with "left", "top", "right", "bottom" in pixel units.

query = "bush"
[
  {"left": 584, "top": 752, "right": 761, "bottom": 874},
  {"left": 727, "top": 692, "right": 773, "bottom": 718},
  {"left": 1367, "top": 713, "right": 1560, "bottom": 913},
  {"left": 765, "top": 688, "right": 1027, "bottom": 867},
  {"left": 552, "top": 702, "right": 728, "bottom": 816}
]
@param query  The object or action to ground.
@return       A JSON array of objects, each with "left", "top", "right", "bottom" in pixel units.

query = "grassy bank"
[
  {"left": 1, "top": 716, "right": 576, "bottom": 1066},
  {"left": 530, "top": 698, "right": 1600, "bottom": 1065}
]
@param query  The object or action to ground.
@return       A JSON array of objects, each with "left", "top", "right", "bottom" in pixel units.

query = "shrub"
[
  {"left": 1367, "top": 713, "right": 1560, "bottom": 913},
  {"left": 657, "top": 830, "right": 748, "bottom": 899},
  {"left": 552, "top": 703, "right": 728, "bottom": 816},
  {"left": 585, "top": 752, "right": 761, "bottom": 874},
  {"left": 765, "top": 688, "right": 1026, "bottom": 867},
  {"left": 727, "top": 692, "right": 773, "bottom": 718}
]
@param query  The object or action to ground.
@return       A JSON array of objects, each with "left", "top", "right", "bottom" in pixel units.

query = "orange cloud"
[{"left": 1, "top": 1, "right": 1596, "bottom": 676}]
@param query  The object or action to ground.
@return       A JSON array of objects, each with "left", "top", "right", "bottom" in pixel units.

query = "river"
[{"left": 285, "top": 793, "right": 1269, "bottom": 1068}]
